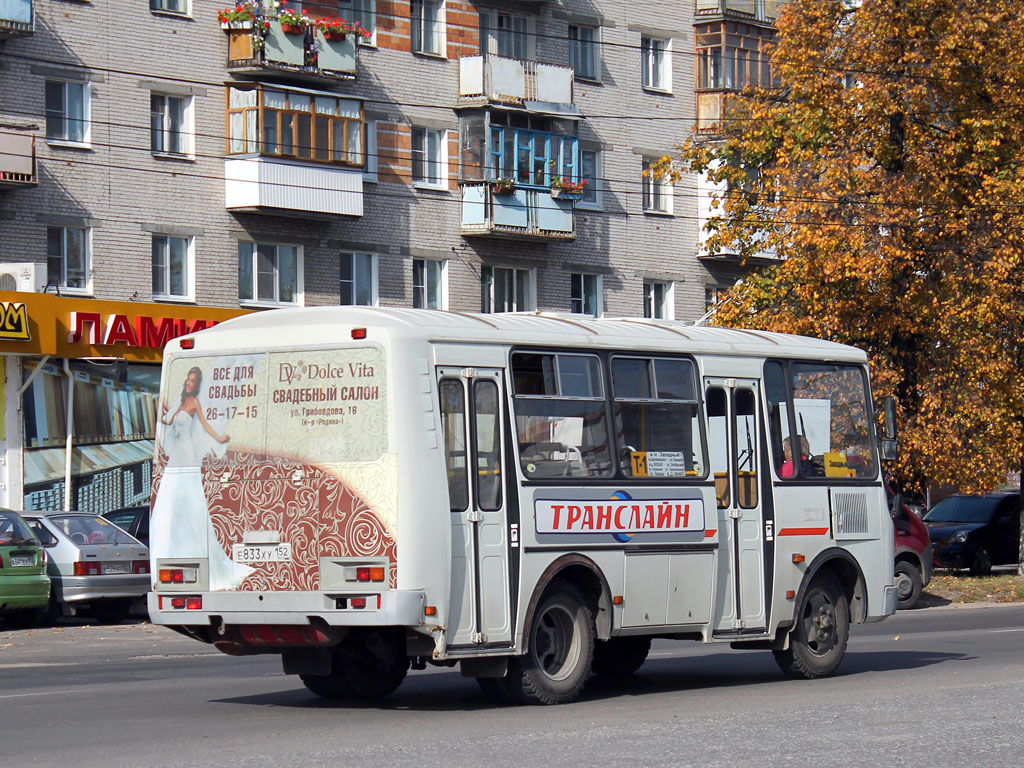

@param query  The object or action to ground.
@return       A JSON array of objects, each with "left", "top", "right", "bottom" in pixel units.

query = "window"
[
  {"left": 570, "top": 273, "right": 601, "bottom": 316},
  {"left": 46, "top": 226, "right": 90, "bottom": 292},
  {"left": 644, "top": 280, "right": 673, "bottom": 319},
  {"left": 511, "top": 352, "right": 612, "bottom": 479},
  {"left": 482, "top": 265, "right": 533, "bottom": 312},
  {"left": 150, "top": 0, "right": 187, "bottom": 14},
  {"left": 227, "top": 85, "right": 363, "bottom": 166},
  {"left": 578, "top": 149, "right": 600, "bottom": 207},
  {"left": 151, "top": 94, "right": 190, "bottom": 156},
  {"left": 480, "top": 9, "right": 531, "bottom": 60},
  {"left": 440, "top": 379, "right": 469, "bottom": 511},
  {"left": 569, "top": 25, "right": 598, "bottom": 80},
  {"left": 152, "top": 235, "right": 191, "bottom": 300},
  {"left": 351, "top": 0, "right": 376, "bottom": 44},
  {"left": 45, "top": 81, "right": 88, "bottom": 145},
  {"left": 612, "top": 357, "right": 703, "bottom": 479},
  {"left": 363, "top": 120, "right": 378, "bottom": 181},
  {"left": 340, "top": 251, "right": 377, "bottom": 306},
  {"left": 412, "top": 127, "right": 446, "bottom": 187},
  {"left": 642, "top": 157, "right": 672, "bottom": 214},
  {"left": 411, "top": 0, "right": 443, "bottom": 56},
  {"left": 488, "top": 119, "right": 578, "bottom": 187},
  {"left": 238, "top": 242, "right": 300, "bottom": 305},
  {"left": 641, "top": 37, "right": 670, "bottom": 91},
  {"left": 413, "top": 258, "right": 446, "bottom": 309},
  {"left": 705, "top": 284, "right": 727, "bottom": 313}
]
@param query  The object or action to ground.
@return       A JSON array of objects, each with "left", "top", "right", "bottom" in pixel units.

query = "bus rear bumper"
[{"left": 148, "top": 589, "right": 426, "bottom": 628}]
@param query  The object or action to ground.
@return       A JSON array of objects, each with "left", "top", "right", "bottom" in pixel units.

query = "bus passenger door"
[
  {"left": 705, "top": 378, "right": 767, "bottom": 634},
  {"left": 438, "top": 368, "right": 513, "bottom": 650}
]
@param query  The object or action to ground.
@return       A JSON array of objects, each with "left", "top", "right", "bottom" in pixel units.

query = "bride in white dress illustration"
[{"left": 150, "top": 366, "right": 252, "bottom": 591}]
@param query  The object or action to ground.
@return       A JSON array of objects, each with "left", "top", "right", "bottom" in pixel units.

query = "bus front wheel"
[
  {"left": 773, "top": 572, "right": 849, "bottom": 679},
  {"left": 505, "top": 580, "right": 594, "bottom": 705}
]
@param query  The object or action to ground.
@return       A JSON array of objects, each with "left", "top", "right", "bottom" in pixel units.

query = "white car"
[{"left": 22, "top": 511, "right": 150, "bottom": 624}]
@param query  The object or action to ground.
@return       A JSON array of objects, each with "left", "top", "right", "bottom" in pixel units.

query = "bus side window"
[
  {"left": 473, "top": 379, "right": 502, "bottom": 511},
  {"left": 706, "top": 387, "right": 730, "bottom": 509},
  {"left": 440, "top": 379, "right": 469, "bottom": 511},
  {"left": 764, "top": 361, "right": 792, "bottom": 479},
  {"left": 734, "top": 388, "right": 758, "bottom": 509}
]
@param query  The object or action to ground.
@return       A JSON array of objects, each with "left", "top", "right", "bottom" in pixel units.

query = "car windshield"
[
  {"left": 0, "top": 511, "right": 39, "bottom": 546},
  {"left": 49, "top": 514, "right": 123, "bottom": 545},
  {"left": 923, "top": 496, "right": 998, "bottom": 524}
]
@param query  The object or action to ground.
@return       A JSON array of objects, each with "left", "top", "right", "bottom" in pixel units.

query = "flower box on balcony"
[
  {"left": 491, "top": 180, "right": 517, "bottom": 196},
  {"left": 221, "top": 19, "right": 253, "bottom": 30},
  {"left": 280, "top": 22, "right": 305, "bottom": 34},
  {"left": 550, "top": 188, "right": 583, "bottom": 201}
]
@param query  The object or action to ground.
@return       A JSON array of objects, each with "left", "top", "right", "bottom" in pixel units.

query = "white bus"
[{"left": 148, "top": 308, "right": 897, "bottom": 705}]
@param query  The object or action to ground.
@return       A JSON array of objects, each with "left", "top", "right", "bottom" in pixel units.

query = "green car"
[{"left": 0, "top": 509, "right": 51, "bottom": 627}]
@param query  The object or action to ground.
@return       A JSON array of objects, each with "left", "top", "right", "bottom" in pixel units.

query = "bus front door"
[
  {"left": 705, "top": 378, "right": 767, "bottom": 634},
  {"left": 438, "top": 368, "right": 513, "bottom": 651}
]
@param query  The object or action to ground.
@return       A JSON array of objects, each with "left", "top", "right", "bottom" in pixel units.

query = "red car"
[{"left": 891, "top": 491, "right": 933, "bottom": 609}]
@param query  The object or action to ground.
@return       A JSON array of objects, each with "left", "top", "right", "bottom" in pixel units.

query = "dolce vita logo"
[{"left": 0, "top": 301, "right": 30, "bottom": 341}]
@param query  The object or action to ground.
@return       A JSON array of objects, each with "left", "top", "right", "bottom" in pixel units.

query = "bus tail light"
[
  {"left": 165, "top": 596, "right": 202, "bottom": 610},
  {"left": 351, "top": 597, "right": 367, "bottom": 609},
  {"left": 159, "top": 567, "right": 198, "bottom": 584},
  {"left": 344, "top": 565, "right": 387, "bottom": 583},
  {"left": 351, "top": 328, "right": 367, "bottom": 340},
  {"left": 74, "top": 561, "right": 102, "bottom": 576}
]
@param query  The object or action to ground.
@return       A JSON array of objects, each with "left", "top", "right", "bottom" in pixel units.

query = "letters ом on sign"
[{"left": 535, "top": 498, "right": 705, "bottom": 535}]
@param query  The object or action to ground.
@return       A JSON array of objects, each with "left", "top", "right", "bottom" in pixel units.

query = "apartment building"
[{"left": 0, "top": 0, "right": 777, "bottom": 512}]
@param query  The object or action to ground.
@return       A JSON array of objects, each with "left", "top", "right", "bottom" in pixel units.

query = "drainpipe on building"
[{"left": 63, "top": 358, "right": 75, "bottom": 512}]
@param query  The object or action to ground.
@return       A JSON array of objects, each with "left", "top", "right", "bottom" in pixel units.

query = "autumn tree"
[{"left": 672, "top": 0, "right": 1024, "bottom": 496}]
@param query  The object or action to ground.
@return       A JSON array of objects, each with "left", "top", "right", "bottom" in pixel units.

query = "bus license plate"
[
  {"left": 10, "top": 556, "right": 34, "bottom": 567},
  {"left": 232, "top": 543, "right": 292, "bottom": 563},
  {"left": 103, "top": 563, "right": 130, "bottom": 575}
]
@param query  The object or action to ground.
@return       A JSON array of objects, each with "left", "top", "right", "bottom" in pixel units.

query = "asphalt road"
[{"left": 2, "top": 604, "right": 1023, "bottom": 767}]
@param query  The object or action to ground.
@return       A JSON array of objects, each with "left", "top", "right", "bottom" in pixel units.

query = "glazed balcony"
[
  {"left": 695, "top": 0, "right": 783, "bottom": 23},
  {"left": 461, "top": 182, "right": 575, "bottom": 241},
  {"left": 0, "top": 130, "right": 36, "bottom": 188},
  {"left": 459, "top": 55, "right": 577, "bottom": 116},
  {"left": 223, "top": 20, "right": 356, "bottom": 82},
  {"left": 0, "top": 0, "right": 33, "bottom": 38}
]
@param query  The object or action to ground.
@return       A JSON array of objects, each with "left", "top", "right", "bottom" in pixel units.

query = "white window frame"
[
  {"left": 570, "top": 272, "right": 602, "bottom": 317},
  {"left": 351, "top": 0, "right": 377, "bottom": 46},
  {"left": 641, "top": 36, "right": 672, "bottom": 93},
  {"left": 238, "top": 242, "right": 303, "bottom": 307},
  {"left": 340, "top": 251, "right": 379, "bottom": 306},
  {"left": 363, "top": 120, "right": 378, "bottom": 182},
  {"left": 577, "top": 149, "right": 602, "bottom": 210},
  {"left": 482, "top": 265, "right": 535, "bottom": 313},
  {"left": 150, "top": 93, "right": 193, "bottom": 158},
  {"left": 150, "top": 0, "right": 190, "bottom": 16},
  {"left": 46, "top": 226, "right": 92, "bottom": 295},
  {"left": 411, "top": 0, "right": 446, "bottom": 57},
  {"left": 412, "top": 258, "right": 447, "bottom": 309},
  {"left": 642, "top": 157, "right": 673, "bottom": 215},
  {"left": 45, "top": 80, "right": 90, "bottom": 147},
  {"left": 569, "top": 24, "right": 600, "bottom": 81},
  {"left": 411, "top": 127, "right": 448, "bottom": 189},
  {"left": 151, "top": 234, "right": 194, "bottom": 303},
  {"left": 480, "top": 8, "right": 534, "bottom": 60},
  {"left": 643, "top": 279, "right": 674, "bottom": 320}
]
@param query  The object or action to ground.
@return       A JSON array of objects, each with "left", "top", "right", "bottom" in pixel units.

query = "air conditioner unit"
[{"left": 0, "top": 263, "right": 46, "bottom": 293}]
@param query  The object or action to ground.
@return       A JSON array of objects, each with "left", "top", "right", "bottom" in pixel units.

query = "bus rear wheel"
[
  {"left": 301, "top": 628, "right": 409, "bottom": 700},
  {"left": 504, "top": 580, "right": 594, "bottom": 705},
  {"left": 592, "top": 636, "right": 651, "bottom": 678},
  {"left": 773, "top": 572, "right": 849, "bottom": 679}
]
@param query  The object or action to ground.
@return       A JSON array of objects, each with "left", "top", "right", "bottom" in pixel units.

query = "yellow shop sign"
[{"left": 0, "top": 301, "right": 29, "bottom": 341}]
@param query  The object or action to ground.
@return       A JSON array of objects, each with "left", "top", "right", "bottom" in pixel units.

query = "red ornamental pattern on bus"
[{"left": 534, "top": 497, "right": 706, "bottom": 535}]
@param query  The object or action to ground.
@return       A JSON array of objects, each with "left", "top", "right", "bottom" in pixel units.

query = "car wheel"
[
  {"left": 774, "top": 572, "right": 850, "bottom": 679},
  {"left": 91, "top": 599, "right": 132, "bottom": 624},
  {"left": 591, "top": 636, "right": 652, "bottom": 678},
  {"left": 504, "top": 579, "right": 594, "bottom": 705},
  {"left": 894, "top": 561, "right": 924, "bottom": 609},
  {"left": 970, "top": 548, "right": 992, "bottom": 576}
]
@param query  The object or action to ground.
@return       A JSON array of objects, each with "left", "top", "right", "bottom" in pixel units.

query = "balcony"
[
  {"left": 224, "top": 20, "right": 356, "bottom": 82},
  {"left": 461, "top": 182, "right": 575, "bottom": 241},
  {"left": 225, "top": 157, "right": 363, "bottom": 217},
  {"left": 459, "top": 56, "right": 577, "bottom": 116},
  {"left": 695, "top": 0, "right": 783, "bottom": 23},
  {"left": 0, "top": 130, "right": 36, "bottom": 188},
  {"left": 0, "top": 0, "right": 32, "bottom": 38}
]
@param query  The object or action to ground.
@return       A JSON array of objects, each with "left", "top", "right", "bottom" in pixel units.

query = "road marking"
[
  {"left": 0, "top": 689, "right": 83, "bottom": 700},
  {"left": 987, "top": 628, "right": 1024, "bottom": 633}
]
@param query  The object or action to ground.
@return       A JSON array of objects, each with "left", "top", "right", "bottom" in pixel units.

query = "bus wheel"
[
  {"left": 476, "top": 676, "right": 514, "bottom": 703},
  {"left": 505, "top": 580, "right": 594, "bottom": 705},
  {"left": 773, "top": 573, "right": 849, "bottom": 679},
  {"left": 894, "top": 561, "right": 923, "bottom": 610},
  {"left": 592, "top": 636, "right": 651, "bottom": 678}
]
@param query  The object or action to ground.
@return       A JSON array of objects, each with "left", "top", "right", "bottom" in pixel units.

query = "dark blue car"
[{"left": 923, "top": 492, "right": 1020, "bottom": 575}]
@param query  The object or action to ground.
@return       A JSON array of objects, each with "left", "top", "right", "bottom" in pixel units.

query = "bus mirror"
[
  {"left": 883, "top": 396, "right": 897, "bottom": 440},
  {"left": 880, "top": 439, "right": 898, "bottom": 462}
]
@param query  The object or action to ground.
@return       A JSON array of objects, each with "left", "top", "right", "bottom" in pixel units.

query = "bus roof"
[{"left": 190, "top": 308, "right": 868, "bottom": 363}]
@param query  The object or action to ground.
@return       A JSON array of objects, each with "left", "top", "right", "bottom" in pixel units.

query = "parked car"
[
  {"left": 923, "top": 492, "right": 1021, "bottom": 575},
  {"left": 102, "top": 505, "right": 149, "bottom": 548},
  {"left": 0, "top": 509, "right": 51, "bottom": 627},
  {"left": 888, "top": 487, "right": 933, "bottom": 609},
  {"left": 22, "top": 511, "right": 150, "bottom": 624}
]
